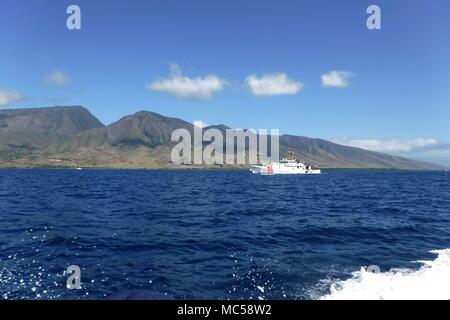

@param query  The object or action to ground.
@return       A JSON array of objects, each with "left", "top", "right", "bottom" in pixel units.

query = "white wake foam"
[{"left": 320, "top": 249, "right": 450, "bottom": 300}]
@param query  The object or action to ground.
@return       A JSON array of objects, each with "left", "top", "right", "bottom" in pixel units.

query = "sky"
[{"left": 0, "top": 0, "right": 449, "bottom": 165}]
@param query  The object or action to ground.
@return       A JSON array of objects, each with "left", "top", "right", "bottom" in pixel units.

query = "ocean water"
[{"left": 0, "top": 169, "right": 449, "bottom": 300}]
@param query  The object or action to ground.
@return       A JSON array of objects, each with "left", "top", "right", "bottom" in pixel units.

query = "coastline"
[{"left": 0, "top": 162, "right": 446, "bottom": 171}]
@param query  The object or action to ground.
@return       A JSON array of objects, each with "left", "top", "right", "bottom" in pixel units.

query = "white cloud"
[
  {"left": 246, "top": 73, "right": 303, "bottom": 96},
  {"left": 407, "top": 143, "right": 450, "bottom": 157},
  {"left": 193, "top": 121, "right": 210, "bottom": 128},
  {"left": 321, "top": 70, "right": 354, "bottom": 88},
  {"left": 394, "top": 143, "right": 450, "bottom": 167},
  {"left": 331, "top": 137, "right": 438, "bottom": 153},
  {"left": 147, "top": 64, "right": 225, "bottom": 100},
  {"left": 0, "top": 89, "right": 23, "bottom": 107},
  {"left": 419, "top": 148, "right": 450, "bottom": 157},
  {"left": 43, "top": 70, "right": 71, "bottom": 87}
]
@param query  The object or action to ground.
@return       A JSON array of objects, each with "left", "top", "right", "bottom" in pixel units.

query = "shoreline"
[{"left": 0, "top": 164, "right": 446, "bottom": 171}]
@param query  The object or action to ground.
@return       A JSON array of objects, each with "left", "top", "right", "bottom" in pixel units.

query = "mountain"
[
  {"left": 40, "top": 111, "right": 194, "bottom": 168},
  {"left": 0, "top": 106, "right": 445, "bottom": 170},
  {"left": 279, "top": 135, "right": 444, "bottom": 169},
  {"left": 104, "top": 111, "right": 193, "bottom": 147},
  {"left": 0, "top": 106, "right": 104, "bottom": 162}
]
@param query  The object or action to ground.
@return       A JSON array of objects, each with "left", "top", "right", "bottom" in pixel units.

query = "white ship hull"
[
  {"left": 251, "top": 152, "right": 321, "bottom": 175},
  {"left": 250, "top": 164, "right": 321, "bottom": 175}
]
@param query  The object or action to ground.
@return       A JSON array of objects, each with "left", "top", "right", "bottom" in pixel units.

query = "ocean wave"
[{"left": 320, "top": 249, "right": 450, "bottom": 300}]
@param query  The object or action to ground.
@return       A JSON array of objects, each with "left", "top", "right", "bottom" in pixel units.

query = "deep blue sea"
[{"left": 0, "top": 169, "right": 449, "bottom": 300}]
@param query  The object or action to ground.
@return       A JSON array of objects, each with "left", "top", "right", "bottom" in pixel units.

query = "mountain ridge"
[{"left": 0, "top": 106, "right": 445, "bottom": 170}]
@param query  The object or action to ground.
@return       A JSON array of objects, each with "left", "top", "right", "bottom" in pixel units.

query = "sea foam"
[{"left": 320, "top": 249, "right": 450, "bottom": 300}]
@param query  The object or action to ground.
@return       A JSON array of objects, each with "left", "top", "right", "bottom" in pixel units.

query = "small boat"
[{"left": 250, "top": 151, "right": 321, "bottom": 175}]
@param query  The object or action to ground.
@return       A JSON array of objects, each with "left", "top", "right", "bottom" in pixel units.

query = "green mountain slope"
[{"left": 0, "top": 106, "right": 445, "bottom": 170}]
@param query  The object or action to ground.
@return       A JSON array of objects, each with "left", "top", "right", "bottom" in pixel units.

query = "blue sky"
[{"left": 1, "top": 0, "right": 449, "bottom": 164}]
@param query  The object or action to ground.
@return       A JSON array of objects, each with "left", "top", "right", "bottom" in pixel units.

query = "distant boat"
[{"left": 250, "top": 150, "right": 321, "bottom": 175}]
